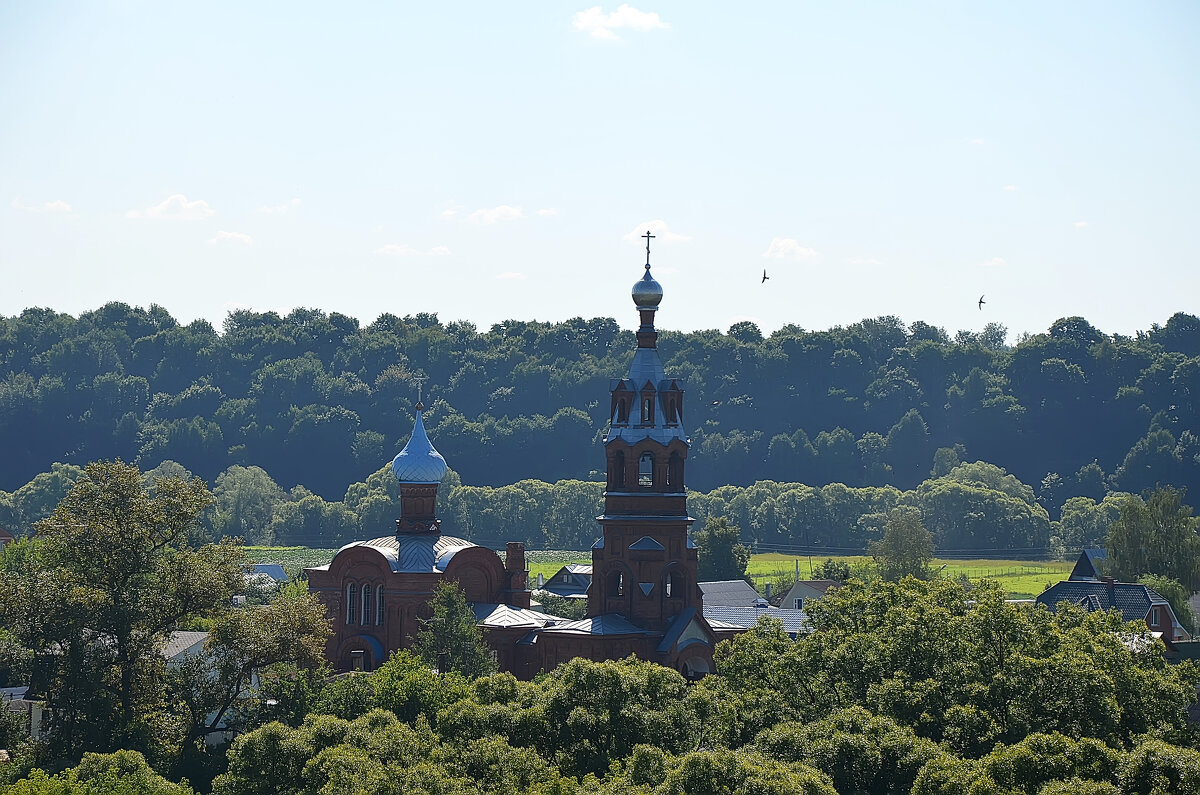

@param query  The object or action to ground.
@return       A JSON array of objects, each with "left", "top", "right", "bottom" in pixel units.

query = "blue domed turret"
[{"left": 392, "top": 405, "right": 447, "bottom": 484}]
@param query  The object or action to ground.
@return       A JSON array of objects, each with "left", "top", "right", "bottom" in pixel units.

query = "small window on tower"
[
  {"left": 639, "top": 452, "right": 654, "bottom": 488},
  {"left": 616, "top": 399, "right": 628, "bottom": 424},
  {"left": 614, "top": 450, "right": 626, "bottom": 488},
  {"left": 642, "top": 396, "right": 654, "bottom": 424}
]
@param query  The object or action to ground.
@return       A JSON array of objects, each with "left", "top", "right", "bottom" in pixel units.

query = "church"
[{"left": 306, "top": 256, "right": 722, "bottom": 678}]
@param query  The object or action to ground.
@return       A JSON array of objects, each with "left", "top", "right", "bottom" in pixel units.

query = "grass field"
[{"left": 250, "top": 546, "right": 1073, "bottom": 599}]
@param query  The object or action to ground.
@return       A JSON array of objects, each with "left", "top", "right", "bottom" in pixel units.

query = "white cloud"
[
  {"left": 496, "top": 271, "right": 526, "bottom": 280},
  {"left": 11, "top": 197, "right": 73, "bottom": 213},
  {"left": 428, "top": 246, "right": 452, "bottom": 256},
  {"left": 848, "top": 257, "right": 883, "bottom": 266},
  {"left": 1002, "top": 185, "right": 1018, "bottom": 192},
  {"left": 622, "top": 220, "right": 691, "bottom": 245},
  {"left": 980, "top": 257, "right": 1007, "bottom": 267},
  {"left": 537, "top": 208, "right": 559, "bottom": 216},
  {"left": 967, "top": 137, "right": 986, "bottom": 145},
  {"left": 375, "top": 244, "right": 422, "bottom": 257},
  {"left": 469, "top": 204, "right": 525, "bottom": 224},
  {"left": 1074, "top": 221, "right": 1089, "bottom": 229},
  {"left": 573, "top": 4, "right": 669, "bottom": 40},
  {"left": 762, "top": 237, "right": 819, "bottom": 260},
  {"left": 208, "top": 230, "right": 254, "bottom": 246},
  {"left": 440, "top": 208, "right": 459, "bottom": 220},
  {"left": 258, "top": 198, "right": 301, "bottom": 214},
  {"left": 126, "top": 194, "right": 215, "bottom": 220}
]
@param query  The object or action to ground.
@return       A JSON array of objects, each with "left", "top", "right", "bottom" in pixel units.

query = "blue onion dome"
[
  {"left": 632, "top": 265, "right": 663, "bottom": 309},
  {"left": 391, "top": 404, "right": 447, "bottom": 483}
]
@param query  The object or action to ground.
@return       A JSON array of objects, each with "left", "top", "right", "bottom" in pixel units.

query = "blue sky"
[{"left": 2, "top": 2, "right": 1197, "bottom": 341}]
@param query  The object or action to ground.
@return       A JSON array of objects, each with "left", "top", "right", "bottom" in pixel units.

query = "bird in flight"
[
  {"left": 762, "top": 269, "right": 770, "bottom": 283},
  {"left": 978, "top": 294, "right": 986, "bottom": 311}
]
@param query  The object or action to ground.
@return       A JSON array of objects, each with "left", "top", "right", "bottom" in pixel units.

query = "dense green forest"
[{"left": 2, "top": 304, "right": 1199, "bottom": 552}]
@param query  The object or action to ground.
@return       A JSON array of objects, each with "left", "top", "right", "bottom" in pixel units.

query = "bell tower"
[{"left": 590, "top": 233, "right": 698, "bottom": 630}]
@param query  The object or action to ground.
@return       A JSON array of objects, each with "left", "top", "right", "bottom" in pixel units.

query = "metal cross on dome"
[
  {"left": 412, "top": 374, "right": 427, "bottom": 407},
  {"left": 642, "top": 230, "right": 655, "bottom": 269}
]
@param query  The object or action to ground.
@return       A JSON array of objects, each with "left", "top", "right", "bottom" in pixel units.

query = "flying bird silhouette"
[
  {"left": 978, "top": 294, "right": 986, "bottom": 311},
  {"left": 762, "top": 269, "right": 769, "bottom": 283}
]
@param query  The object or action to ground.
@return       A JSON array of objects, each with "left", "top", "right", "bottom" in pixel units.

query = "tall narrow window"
[
  {"left": 376, "top": 586, "right": 385, "bottom": 626},
  {"left": 642, "top": 396, "right": 654, "bottom": 424},
  {"left": 616, "top": 399, "right": 628, "bottom": 424},
  {"left": 667, "top": 452, "right": 683, "bottom": 490},
  {"left": 361, "top": 584, "right": 372, "bottom": 626},
  {"left": 346, "top": 582, "right": 358, "bottom": 625},
  {"left": 639, "top": 452, "right": 654, "bottom": 488},
  {"left": 608, "top": 570, "right": 625, "bottom": 598},
  {"left": 614, "top": 450, "right": 626, "bottom": 489}
]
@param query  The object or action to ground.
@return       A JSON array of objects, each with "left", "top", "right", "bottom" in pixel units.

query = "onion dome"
[
  {"left": 632, "top": 265, "right": 663, "bottom": 309},
  {"left": 391, "top": 405, "right": 447, "bottom": 484}
]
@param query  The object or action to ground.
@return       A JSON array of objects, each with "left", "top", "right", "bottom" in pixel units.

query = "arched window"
[
  {"left": 666, "top": 397, "right": 677, "bottom": 424},
  {"left": 614, "top": 450, "right": 626, "bottom": 489},
  {"left": 616, "top": 399, "right": 628, "bottom": 424},
  {"left": 669, "top": 571, "right": 683, "bottom": 599},
  {"left": 607, "top": 569, "right": 625, "bottom": 598},
  {"left": 376, "top": 586, "right": 385, "bottom": 626},
  {"left": 641, "top": 396, "right": 654, "bottom": 424},
  {"left": 361, "top": 584, "right": 372, "bottom": 626},
  {"left": 639, "top": 452, "right": 654, "bottom": 488},
  {"left": 346, "top": 582, "right": 358, "bottom": 625},
  {"left": 667, "top": 452, "right": 683, "bottom": 490}
]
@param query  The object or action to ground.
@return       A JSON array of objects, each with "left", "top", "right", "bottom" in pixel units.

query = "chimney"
[
  {"left": 1100, "top": 575, "right": 1115, "bottom": 606},
  {"left": 504, "top": 542, "right": 531, "bottom": 608}
]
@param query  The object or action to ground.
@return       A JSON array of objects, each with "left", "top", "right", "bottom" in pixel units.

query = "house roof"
[
  {"left": 161, "top": 631, "right": 209, "bottom": 660},
  {"left": 702, "top": 605, "right": 811, "bottom": 637},
  {"left": 538, "top": 564, "right": 592, "bottom": 598},
  {"left": 1036, "top": 580, "right": 1174, "bottom": 626},
  {"left": 698, "top": 579, "right": 761, "bottom": 607},
  {"left": 1069, "top": 548, "right": 1108, "bottom": 580},
  {"left": 246, "top": 563, "right": 288, "bottom": 582}
]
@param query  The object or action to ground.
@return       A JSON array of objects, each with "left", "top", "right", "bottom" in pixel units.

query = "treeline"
[
  {"left": 3, "top": 304, "right": 1200, "bottom": 511},
  {"left": 8, "top": 579, "right": 1200, "bottom": 795},
  {"left": 0, "top": 456, "right": 1131, "bottom": 556}
]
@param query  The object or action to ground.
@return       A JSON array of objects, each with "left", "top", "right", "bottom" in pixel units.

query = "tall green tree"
[
  {"left": 1105, "top": 486, "right": 1200, "bottom": 590},
  {"left": 869, "top": 506, "right": 935, "bottom": 581},
  {"left": 694, "top": 516, "right": 751, "bottom": 582},
  {"left": 0, "top": 461, "right": 244, "bottom": 759},
  {"left": 412, "top": 582, "right": 496, "bottom": 679}
]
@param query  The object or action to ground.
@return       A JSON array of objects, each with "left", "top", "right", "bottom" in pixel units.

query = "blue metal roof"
[
  {"left": 392, "top": 408, "right": 448, "bottom": 484},
  {"left": 703, "top": 605, "right": 811, "bottom": 637}
]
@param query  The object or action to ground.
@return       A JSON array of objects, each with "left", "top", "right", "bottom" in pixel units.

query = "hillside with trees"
[{"left": 2, "top": 304, "right": 1200, "bottom": 552}]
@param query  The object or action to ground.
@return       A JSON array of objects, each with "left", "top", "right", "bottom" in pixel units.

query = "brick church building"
[{"left": 307, "top": 256, "right": 720, "bottom": 677}]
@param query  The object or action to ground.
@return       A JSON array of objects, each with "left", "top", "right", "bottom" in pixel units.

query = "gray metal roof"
[
  {"left": 323, "top": 534, "right": 477, "bottom": 574},
  {"left": 536, "top": 613, "right": 656, "bottom": 637},
  {"left": 702, "top": 605, "right": 811, "bottom": 637},
  {"left": 471, "top": 603, "right": 563, "bottom": 630},
  {"left": 698, "top": 579, "right": 762, "bottom": 607}
]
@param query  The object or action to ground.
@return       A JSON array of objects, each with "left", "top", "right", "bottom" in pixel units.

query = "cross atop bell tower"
[{"left": 590, "top": 257, "right": 697, "bottom": 629}]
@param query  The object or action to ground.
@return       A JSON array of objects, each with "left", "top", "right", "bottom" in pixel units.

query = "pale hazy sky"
[{"left": 2, "top": 2, "right": 1197, "bottom": 341}]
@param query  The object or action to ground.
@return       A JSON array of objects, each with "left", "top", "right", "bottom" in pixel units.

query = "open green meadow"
[{"left": 251, "top": 546, "right": 1073, "bottom": 599}]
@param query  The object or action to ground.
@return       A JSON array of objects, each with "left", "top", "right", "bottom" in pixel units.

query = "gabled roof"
[
  {"left": 698, "top": 579, "right": 761, "bottom": 607},
  {"left": 629, "top": 536, "right": 666, "bottom": 551}
]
